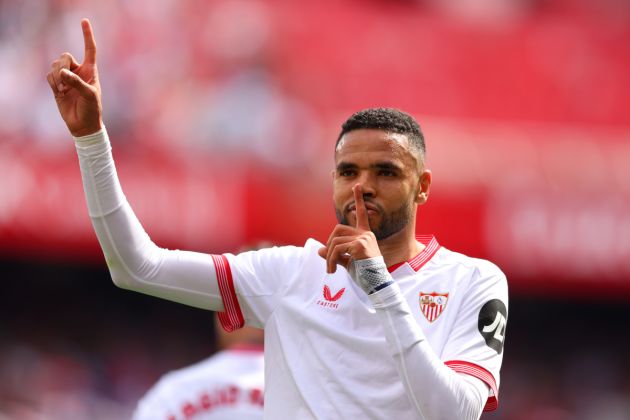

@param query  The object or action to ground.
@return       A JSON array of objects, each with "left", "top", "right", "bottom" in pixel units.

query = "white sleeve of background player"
[
  {"left": 73, "top": 128, "right": 224, "bottom": 310},
  {"left": 369, "top": 282, "right": 490, "bottom": 420}
]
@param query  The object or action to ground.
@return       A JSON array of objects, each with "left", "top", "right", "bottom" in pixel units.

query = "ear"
[{"left": 415, "top": 169, "right": 432, "bottom": 205}]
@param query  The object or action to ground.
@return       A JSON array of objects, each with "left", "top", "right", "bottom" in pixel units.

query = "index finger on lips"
[
  {"left": 353, "top": 184, "right": 370, "bottom": 231},
  {"left": 81, "top": 19, "right": 97, "bottom": 65}
]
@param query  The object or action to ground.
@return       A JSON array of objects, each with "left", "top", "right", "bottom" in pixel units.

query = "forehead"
[{"left": 335, "top": 129, "right": 417, "bottom": 165}]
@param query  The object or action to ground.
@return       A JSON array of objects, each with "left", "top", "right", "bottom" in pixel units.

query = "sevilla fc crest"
[{"left": 419, "top": 292, "right": 449, "bottom": 323}]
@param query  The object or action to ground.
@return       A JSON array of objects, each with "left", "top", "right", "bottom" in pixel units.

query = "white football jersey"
[
  {"left": 212, "top": 235, "right": 508, "bottom": 419},
  {"left": 133, "top": 346, "right": 264, "bottom": 420}
]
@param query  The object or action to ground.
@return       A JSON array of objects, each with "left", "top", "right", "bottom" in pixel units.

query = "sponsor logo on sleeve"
[
  {"left": 478, "top": 299, "right": 507, "bottom": 354},
  {"left": 419, "top": 292, "right": 449, "bottom": 323}
]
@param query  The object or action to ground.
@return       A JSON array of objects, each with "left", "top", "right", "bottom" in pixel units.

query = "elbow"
[
  {"left": 414, "top": 379, "right": 484, "bottom": 420},
  {"left": 105, "top": 256, "right": 137, "bottom": 291},
  {"left": 103, "top": 245, "right": 164, "bottom": 292},
  {"left": 108, "top": 265, "right": 134, "bottom": 291}
]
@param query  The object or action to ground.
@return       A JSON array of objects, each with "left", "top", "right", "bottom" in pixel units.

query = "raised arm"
[{"left": 47, "top": 19, "right": 224, "bottom": 310}]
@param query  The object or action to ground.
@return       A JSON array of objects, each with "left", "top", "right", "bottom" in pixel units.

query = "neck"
[{"left": 377, "top": 225, "right": 424, "bottom": 268}]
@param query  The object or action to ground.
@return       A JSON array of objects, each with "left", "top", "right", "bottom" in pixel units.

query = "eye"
[
  {"left": 378, "top": 169, "right": 396, "bottom": 177},
  {"left": 339, "top": 169, "right": 356, "bottom": 177}
]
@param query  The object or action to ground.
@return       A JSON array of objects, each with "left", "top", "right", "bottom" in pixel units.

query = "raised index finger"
[
  {"left": 81, "top": 18, "right": 97, "bottom": 65},
  {"left": 353, "top": 184, "right": 370, "bottom": 231}
]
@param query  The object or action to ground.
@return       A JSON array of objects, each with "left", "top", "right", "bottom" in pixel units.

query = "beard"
[{"left": 335, "top": 199, "right": 414, "bottom": 241}]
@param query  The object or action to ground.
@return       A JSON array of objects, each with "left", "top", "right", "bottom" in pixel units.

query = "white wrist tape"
[{"left": 351, "top": 256, "right": 393, "bottom": 295}]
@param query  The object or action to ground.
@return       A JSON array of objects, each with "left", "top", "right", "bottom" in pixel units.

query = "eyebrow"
[
  {"left": 372, "top": 161, "right": 403, "bottom": 172},
  {"left": 336, "top": 161, "right": 403, "bottom": 172},
  {"left": 336, "top": 162, "right": 357, "bottom": 172}
]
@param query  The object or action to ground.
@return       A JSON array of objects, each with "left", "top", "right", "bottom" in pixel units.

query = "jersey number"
[
  {"left": 477, "top": 299, "right": 507, "bottom": 354},
  {"left": 482, "top": 312, "right": 507, "bottom": 343}
]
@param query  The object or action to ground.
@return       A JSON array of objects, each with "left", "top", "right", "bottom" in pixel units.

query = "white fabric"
[
  {"left": 370, "top": 282, "right": 487, "bottom": 419},
  {"left": 133, "top": 348, "right": 264, "bottom": 420},
  {"left": 222, "top": 239, "right": 508, "bottom": 419},
  {"left": 74, "top": 128, "right": 509, "bottom": 420},
  {"left": 74, "top": 129, "right": 224, "bottom": 310}
]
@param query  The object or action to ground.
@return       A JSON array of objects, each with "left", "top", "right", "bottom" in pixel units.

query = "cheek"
[
  {"left": 381, "top": 180, "right": 411, "bottom": 197},
  {"left": 386, "top": 183, "right": 417, "bottom": 208},
  {"left": 332, "top": 182, "right": 346, "bottom": 207}
]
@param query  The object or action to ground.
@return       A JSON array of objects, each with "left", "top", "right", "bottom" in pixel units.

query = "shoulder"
[
  {"left": 152, "top": 354, "right": 226, "bottom": 391},
  {"left": 135, "top": 357, "right": 215, "bottom": 411},
  {"left": 431, "top": 247, "right": 507, "bottom": 289},
  {"left": 304, "top": 237, "right": 325, "bottom": 251},
  {"left": 144, "top": 350, "right": 254, "bottom": 395},
  {"left": 230, "top": 238, "right": 322, "bottom": 263}
]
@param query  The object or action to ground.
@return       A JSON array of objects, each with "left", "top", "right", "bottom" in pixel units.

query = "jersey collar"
[{"left": 387, "top": 234, "right": 441, "bottom": 273}]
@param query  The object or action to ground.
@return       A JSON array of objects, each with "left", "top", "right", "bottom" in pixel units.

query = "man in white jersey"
[
  {"left": 47, "top": 20, "right": 508, "bottom": 419},
  {"left": 133, "top": 321, "right": 264, "bottom": 420}
]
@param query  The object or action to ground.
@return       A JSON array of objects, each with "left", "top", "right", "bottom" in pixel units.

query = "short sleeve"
[
  {"left": 441, "top": 261, "right": 509, "bottom": 411},
  {"left": 213, "top": 242, "right": 310, "bottom": 331}
]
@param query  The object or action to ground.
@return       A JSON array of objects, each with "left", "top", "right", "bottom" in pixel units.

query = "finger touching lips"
[{"left": 346, "top": 202, "right": 380, "bottom": 214}]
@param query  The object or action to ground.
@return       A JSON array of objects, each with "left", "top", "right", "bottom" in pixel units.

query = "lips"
[{"left": 347, "top": 201, "right": 380, "bottom": 214}]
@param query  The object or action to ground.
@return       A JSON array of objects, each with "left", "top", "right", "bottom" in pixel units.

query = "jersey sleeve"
[
  {"left": 441, "top": 261, "right": 509, "bottom": 411},
  {"left": 213, "top": 241, "right": 312, "bottom": 331}
]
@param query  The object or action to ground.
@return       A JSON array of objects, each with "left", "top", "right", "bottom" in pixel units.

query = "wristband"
[{"left": 351, "top": 256, "right": 393, "bottom": 295}]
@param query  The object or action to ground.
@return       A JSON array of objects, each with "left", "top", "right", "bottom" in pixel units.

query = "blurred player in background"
[
  {"left": 133, "top": 319, "right": 264, "bottom": 420},
  {"left": 48, "top": 20, "right": 508, "bottom": 419}
]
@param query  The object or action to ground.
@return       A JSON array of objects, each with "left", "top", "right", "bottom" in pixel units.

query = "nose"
[{"left": 356, "top": 172, "right": 376, "bottom": 198}]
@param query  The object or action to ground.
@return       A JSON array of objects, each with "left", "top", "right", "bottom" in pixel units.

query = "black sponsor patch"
[{"left": 478, "top": 299, "right": 507, "bottom": 354}]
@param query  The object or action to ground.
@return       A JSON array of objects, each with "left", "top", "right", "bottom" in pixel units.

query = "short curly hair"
[{"left": 336, "top": 108, "right": 426, "bottom": 161}]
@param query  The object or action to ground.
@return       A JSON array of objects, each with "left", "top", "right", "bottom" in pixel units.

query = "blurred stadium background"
[{"left": 1, "top": 0, "right": 629, "bottom": 418}]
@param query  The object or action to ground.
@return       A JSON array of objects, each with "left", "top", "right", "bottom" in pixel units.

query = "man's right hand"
[{"left": 47, "top": 18, "right": 103, "bottom": 138}]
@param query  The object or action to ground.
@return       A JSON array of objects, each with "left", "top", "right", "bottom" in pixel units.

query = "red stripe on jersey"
[
  {"left": 388, "top": 235, "right": 441, "bottom": 273},
  {"left": 409, "top": 235, "right": 440, "bottom": 271},
  {"left": 212, "top": 254, "right": 244, "bottom": 332},
  {"left": 387, "top": 261, "right": 405, "bottom": 273},
  {"left": 445, "top": 360, "right": 499, "bottom": 412}
]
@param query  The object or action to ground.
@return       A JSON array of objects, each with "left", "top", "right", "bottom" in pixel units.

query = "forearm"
[
  {"left": 74, "top": 129, "right": 224, "bottom": 310},
  {"left": 354, "top": 258, "right": 486, "bottom": 419},
  {"left": 370, "top": 284, "right": 486, "bottom": 419}
]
